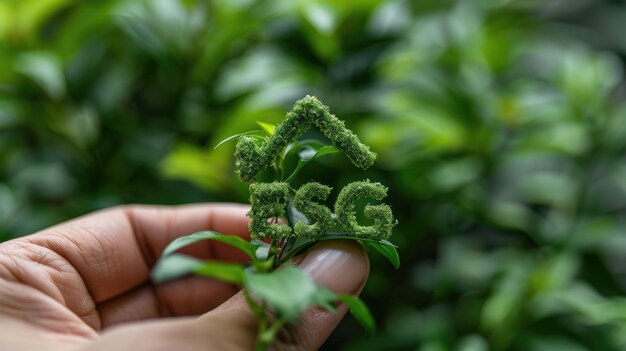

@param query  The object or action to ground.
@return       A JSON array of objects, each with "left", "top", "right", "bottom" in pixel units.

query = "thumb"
[{"left": 198, "top": 240, "right": 370, "bottom": 351}]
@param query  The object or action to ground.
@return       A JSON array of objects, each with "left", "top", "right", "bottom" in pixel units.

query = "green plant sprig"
[{"left": 152, "top": 96, "right": 399, "bottom": 350}]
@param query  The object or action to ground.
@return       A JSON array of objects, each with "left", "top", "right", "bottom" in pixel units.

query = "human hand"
[{"left": 0, "top": 204, "right": 369, "bottom": 350}]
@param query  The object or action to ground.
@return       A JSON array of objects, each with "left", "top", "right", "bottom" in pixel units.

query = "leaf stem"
[
  {"left": 256, "top": 318, "right": 285, "bottom": 351},
  {"left": 244, "top": 289, "right": 265, "bottom": 318}
]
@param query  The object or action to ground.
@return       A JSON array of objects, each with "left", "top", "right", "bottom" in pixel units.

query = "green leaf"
[
  {"left": 314, "top": 287, "right": 339, "bottom": 313},
  {"left": 284, "top": 145, "right": 340, "bottom": 182},
  {"left": 276, "top": 233, "right": 399, "bottom": 266},
  {"left": 244, "top": 266, "right": 337, "bottom": 321},
  {"left": 256, "top": 121, "right": 276, "bottom": 135},
  {"left": 321, "top": 234, "right": 399, "bottom": 248},
  {"left": 15, "top": 51, "right": 66, "bottom": 100},
  {"left": 251, "top": 239, "right": 271, "bottom": 260},
  {"left": 213, "top": 130, "right": 265, "bottom": 150},
  {"left": 339, "top": 294, "right": 375, "bottom": 334},
  {"left": 151, "top": 253, "right": 202, "bottom": 283},
  {"left": 362, "top": 241, "right": 401, "bottom": 269},
  {"left": 193, "top": 261, "right": 245, "bottom": 285},
  {"left": 161, "top": 230, "right": 257, "bottom": 259},
  {"left": 151, "top": 254, "right": 245, "bottom": 285}
]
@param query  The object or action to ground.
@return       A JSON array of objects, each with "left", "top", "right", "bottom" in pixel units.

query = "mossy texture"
[
  {"left": 335, "top": 180, "right": 396, "bottom": 240},
  {"left": 235, "top": 95, "right": 377, "bottom": 182},
  {"left": 293, "top": 182, "right": 336, "bottom": 239},
  {"left": 248, "top": 182, "right": 292, "bottom": 240}
]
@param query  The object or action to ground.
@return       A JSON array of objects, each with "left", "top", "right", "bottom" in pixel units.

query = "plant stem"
[
  {"left": 256, "top": 318, "right": 285, "bottom": 351},
  {"left": 244, "top": 289, "right": 265, "bottom": 317}
]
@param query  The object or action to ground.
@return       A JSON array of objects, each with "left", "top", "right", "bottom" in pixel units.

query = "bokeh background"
[{"left": 3, "top": 0, "right": 626, "bottom": 349}]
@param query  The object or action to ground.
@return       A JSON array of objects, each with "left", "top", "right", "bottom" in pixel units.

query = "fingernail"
[{"left": 298, "top": 240, "right": 369, "bottom": 295}]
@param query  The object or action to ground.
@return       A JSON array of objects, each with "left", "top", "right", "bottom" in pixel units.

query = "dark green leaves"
[{"left": 362, "top": 240, "right": 400, "bottom": 269}]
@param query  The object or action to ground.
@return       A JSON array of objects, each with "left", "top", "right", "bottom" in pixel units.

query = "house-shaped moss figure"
[{"left": 234, "top": 95, "right": 377, "bottom": 183}]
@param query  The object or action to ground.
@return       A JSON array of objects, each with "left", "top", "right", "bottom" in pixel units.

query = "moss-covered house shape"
[{"left": 234, "top": 95, "right": 377, "bottom": 183}]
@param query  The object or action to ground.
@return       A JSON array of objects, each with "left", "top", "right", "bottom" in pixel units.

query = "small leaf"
[
  {"left": 193, "top": 261, "right": 245, "bottom": 285},
  {"left": 314, "top": 287, "right": 339, "bottom": 313},
  {"left": 253, "top": 242, "right": 271, "bottom": 261},
  {"left": 339, "top": 294, "right": 375, "bottom": 334},
  {"left": 244, "top": 266, "right": 335, "bottom": 321},
  {"left": 213, "top": 130, "right": 265, "bottom": 150},
  {"left": 362, "top": 241, "right": 401, "bottom": 269},
  {"left": 151, "top": 254, "right": 202, "bottom": 283},
  {"left": 161, "top": 231, "right": 257, "bottom": 259},
  {"left": 284, "top": 146, "right": 340, "bottom": 182},
  {"left": 256, "top": 121, "right": 276, "bottom": 136}
]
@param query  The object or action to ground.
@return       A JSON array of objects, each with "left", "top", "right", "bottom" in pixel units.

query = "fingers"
[
  {"left": 46, "top": 203, "right": 249, "bottom": 303},
  {"left": 83, "top": 240, "right": 368, "bottom": 351},
  {"left": 92, "top": 204, "right": 251, "bottom": 326},
  {"left": 0, "top": 204, "right": 248, "bottom": 329},
  {"left": 122, "top": 203, "right": 252, "bottom": 265},
  {"left": 96, "top": 276, "right": 238, "bottom": 328},
  {"left": 197, "top": 240, "right": 370, "bottom": 350}
]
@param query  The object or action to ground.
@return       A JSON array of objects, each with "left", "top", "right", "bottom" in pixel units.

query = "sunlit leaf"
[
  {"left": 160, "top": 143, "right": 229, "bottom": 192},
  {"left": 256, "top": 121, "right": 276, "bottom": 136}
]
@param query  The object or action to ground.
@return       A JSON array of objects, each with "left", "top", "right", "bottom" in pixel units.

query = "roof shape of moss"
[{"left": 234, "top": 95, "right": 377, "bottom": 183}]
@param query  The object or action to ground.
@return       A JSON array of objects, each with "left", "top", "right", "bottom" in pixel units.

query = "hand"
[{"left": 0, "top": 204, "right": 369, "bottom": 350}]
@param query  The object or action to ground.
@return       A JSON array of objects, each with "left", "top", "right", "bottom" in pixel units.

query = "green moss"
[
  {"left": 335, "top": 180, "right": 396, "bottom": 240},
  {"left": 235, "top": 95, "right": 377, "bottom": 183},
  {"left": 248, "top": 182, "right": 292, "bottom": 240},
  {"left": 293, "top": 182, "right": 336, "bottom": 239}
]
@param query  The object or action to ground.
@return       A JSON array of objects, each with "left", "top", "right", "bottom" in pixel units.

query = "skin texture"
[{"left": 0, "top": 203, "right": 369, "bottom": 351}]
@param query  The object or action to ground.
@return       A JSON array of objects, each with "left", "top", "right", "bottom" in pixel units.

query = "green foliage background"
[{"left": 3, "top": 0, "right": 626, "bottom": 349}]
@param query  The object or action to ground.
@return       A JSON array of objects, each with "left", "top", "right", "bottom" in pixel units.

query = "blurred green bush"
[{"left": 3, "top": 0, "right": 626, "bottom": 350}]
